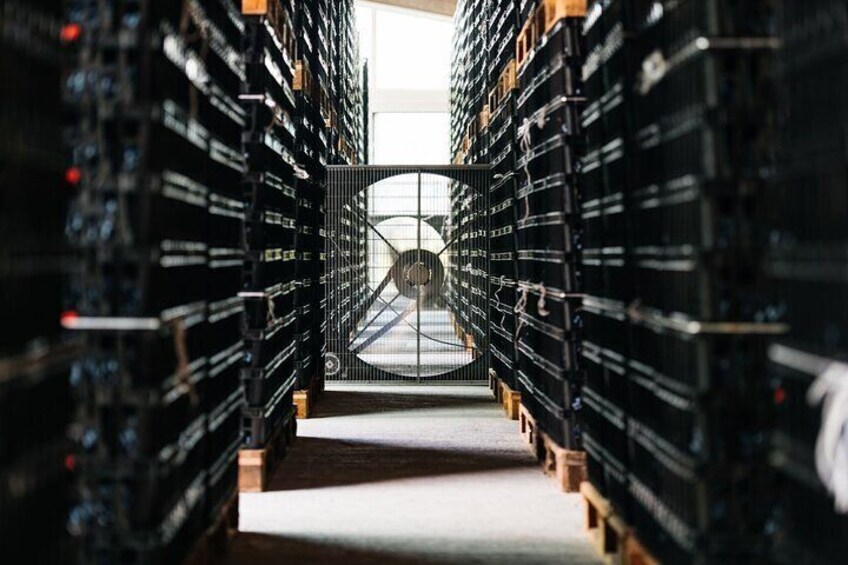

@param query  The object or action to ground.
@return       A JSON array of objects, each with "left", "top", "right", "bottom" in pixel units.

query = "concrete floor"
[{"left": 230, "top": 385, "right": 601, "bottom": 565}]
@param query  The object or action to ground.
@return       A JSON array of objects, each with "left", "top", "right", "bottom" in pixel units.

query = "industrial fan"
[{"left": 325, "top": 171, "right": 485, "bottom": 381}]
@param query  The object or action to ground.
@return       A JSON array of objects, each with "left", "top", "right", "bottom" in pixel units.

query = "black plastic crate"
[
  {"left": 82, "top": 473, "right": 208, "bottom": 565},
  {"left": 517, "top": 21, "right": 584, "bottom": 111},
  {"left": 517, "top": 367, "right": 582, "bottom": 449},
  {"left": 242, "top": 335, "right": 297, "bottom": 407},
  {"left": 241, "top": 385, "right": 296, "bottom": 449}
]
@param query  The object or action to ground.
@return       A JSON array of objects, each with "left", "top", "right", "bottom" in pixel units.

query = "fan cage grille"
[{"left": 325, "top": 166, "right": 491, "bottom": 383}]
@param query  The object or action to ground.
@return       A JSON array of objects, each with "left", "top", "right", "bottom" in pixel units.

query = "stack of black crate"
[
  {"left": 349, "top": 3, "right": 365, "bottom": 167},
  {"left": 486, "top": 0, "right": 519, "bottom": 390},
  {"left": 579, "top": 0, "right": 634, "bottom": 526},
  {"left": 0, "top": 1, "right": 75, "bottom": 561},
  {"left": 200, "top": 0, "right": 246, "bottom": 530},
  {"left": 450, "top": 0, "right": 488, "bottom": 168},
  {"left": 448, "top": 0, "right": 468, "bottom": 334},
  {"left": 66, "top": 1, "right": 244, "bottom": 560},
  {"left": 361, "top": 61, "right": 370, "bottom": 164},
  {"left": 629, "top": 2, "right": 778, "bottom": 562},
  {"left": 330, "top": 0, "right": 364, "bottom": 168},
  {"left": 325, "top": 0, "right": 367, "bottom": 381},
  {"left": 353, "top": 65, "right": 366, "bottom": 167},
  {"left": 325, "top": 0, "right": 339, "bottom": 165},
  {"left": 448, "top": 0, "right": 490, "bottom": 356},
  {"left": 582, "top": 1, "right": 780, "bottom": 562},
  {"left": 449, "top": 1, "right": 471, "bottom": 167},
  {"left": 241, "top": 0, "right": 299, "bottom": 450},
  {"left": 513, "top": 1, "right": 586, "bottom": 453},
  {"left": 293, "top": 0, "right": 327, "bottom": 396},
  {"left": 767, "top": 1, "right": 848, "bottom": 562}
]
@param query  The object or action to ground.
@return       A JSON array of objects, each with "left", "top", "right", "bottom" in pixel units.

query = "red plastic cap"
[
  {"left": 65, "top": 167, "right": 82, "bottom": 186},
  {"left": 61, "top": 310, "right": 79, "bottom": 327},
  {"left": 60, "top": 23, "right": 82, "bottom": 44}
]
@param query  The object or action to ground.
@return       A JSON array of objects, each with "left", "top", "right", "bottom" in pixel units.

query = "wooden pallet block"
[
  {"left": 479, "top": 105, "right": 491, "bottom": 131},
  {"left": 581, "top": 481, "right": 660, "bottom": 565},
  {"left": 294, "top": 373, "right": 325, "bottom": 419},
  {"left": 518, "top": 403, "right": 539, "bottom": 451},
  {"left": 580, "top": 481, "right": 628, "bottom": 563},
  {"left": 539, "top": 431, "right": 586, "bottom": 492},
  {"left": 463, "top": 332, "right": 475, "bottom": 353},
  {"left": 293, "top": 390, "right": 310, "bottom": 419},
  {"left": 518, "top": 403, "right": 588, "bottom": 492},
  {"left": 498, "top": 380, "right": 521, "bottom": 420},
  {"left": 516, "top": 0, "right": 588, "bottom": 70},
  {"left": 489, "top": 59, "right": 517, "bottom": 112},
  {"left": 488, "top": 370, "right": 499, "bottom": 397},
  {"left": 518, "top": 404, "right": 586, "bottom": 492},
  {"left": 293, "top": 60, "right": 314, "bottom": 94},
  {"left": 241, "top": 0, "right": 294, "bottom": 62},
  {"left": 539, "top": 0, "right": 588, "bottom": 35},
  {"left": 238, "top": 416, "right": 295, "bottom": 493},
  {"left": 451, "top": 313, "right": 466, "bottom": 341},
  {"left": 184, "top": 491, "right": 239, "bottom": 565}
]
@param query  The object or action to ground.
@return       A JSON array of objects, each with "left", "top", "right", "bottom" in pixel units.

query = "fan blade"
[
  {"left": 349, "top": 293, "right": 400, "bottom": 346},
  {"left": 349, "top": 269, "right": 394, "bottom": 334},
  {"left": 352, "top": 207, "right": 401, "bottom": 259},
  {"left": 368, "top": 220, "right": 400, "bottom": 259},
  {"left": 351, "top": 300, "right": 417, "bottom": 354}
]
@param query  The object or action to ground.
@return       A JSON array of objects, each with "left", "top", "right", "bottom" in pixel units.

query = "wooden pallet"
[
  {"left": 241, "top": 0, "right": 295, "bottom": 63},
  {"left": 581, "top": 481, "right": 660, "bottom": 565},
  {"left": 488, "top": 372, "right": 520, "bottom": 419},
  {"left": 479, "top": 105, "right": 491, "bottom": 132},
  {"left": 238, "top": 414, "right": 296, "bottom": 493},
  {"left": 519, "top": 402, "right": 539, "bottom": 447},
  {"left": 293, "top": 59, "right": 331, "bottom": 118},
  {"left": 293, "top": 373, "right": 325, "bottom": 419},
  {"left": 517, "top": 0, "right": 588, "bottom": 70},
  {"left": 496, "top": 378, "right": 521, "bottom": 420},
  {"left": 518, "top": 403, "right": 586, "bottom": 492},
  {"left": 540, "top": 430, "right": 586, "bottom": 492},
  {"left": 488, "top": 59, "right": 517, "bottom": 114},
  {"left": 183, "top": 491, "right": 239, "bottom": 565}
]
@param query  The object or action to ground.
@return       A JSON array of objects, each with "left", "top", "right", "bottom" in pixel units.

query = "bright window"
[
  {"left": 373, "top": 112, "right": 449, "bottom": 165},
  {"left": 374, "top": 10, "right": 451, "bottom": 91},
  {"left": 355, "top": 4, "right": 374, "bottom": 64},
  {"left": 356, "top": 2, "right": 451, "bottom": 164}
]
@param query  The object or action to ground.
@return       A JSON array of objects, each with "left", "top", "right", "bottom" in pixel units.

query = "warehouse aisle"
[{"left": 230, "top": 385, "right": 600, "bottom": 565}]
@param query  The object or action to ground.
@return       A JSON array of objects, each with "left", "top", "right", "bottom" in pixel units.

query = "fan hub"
[
  {"left": 391, "top": 249, "right": 444, "bottom": 300},
  {"left": 405, "top": 262, "right": 432, "bottom": 287}
]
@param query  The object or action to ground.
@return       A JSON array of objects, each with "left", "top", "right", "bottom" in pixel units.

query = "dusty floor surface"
[{"left": 229, "top": 385, "right": 601, "bottom": 565}]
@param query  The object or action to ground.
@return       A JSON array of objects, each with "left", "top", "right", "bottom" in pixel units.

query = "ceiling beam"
[{"left": 365, "top": 0, "right": 457, "bottom": 17}]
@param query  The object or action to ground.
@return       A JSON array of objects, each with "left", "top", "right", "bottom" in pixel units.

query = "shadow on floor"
[
  {"left": 310, "top": 389, "right": 493, "bottom": 419},
  {"left": 226, "top": 533, "right": 436, "bottom": 565},
  {"left": 267, "top": 435, "right": 533, "bottom": 491}
]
